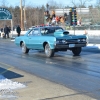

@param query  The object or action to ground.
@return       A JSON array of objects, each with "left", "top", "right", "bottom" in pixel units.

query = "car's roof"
[
  {"left": 44, "top": 26, "right": 62, "bottom": 28},
  {"left": 34, "top": 26, "right": 63, "bottom": 29}
]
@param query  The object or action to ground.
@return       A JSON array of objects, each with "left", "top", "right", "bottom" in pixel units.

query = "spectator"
[
  {"left": 55, "top": 16, "right": 60, "bottom": 25},
  {"left": 16, "top": 25, "right": 21, "bottom": 36},
  {"left": 1, "top": 28, "right": 4, "bottom": 38},
  {"left": 1, "top": 28, "right": 3, "bottom": 32},
  {"left": 60, "top": 16, "right": 64, "bottom": 23},
  {"left": 51, "top": 10, "right": 56, "bottom": 25},
  {"left": 77, "top": 18, "right": 82, "bottom": 26},
  {"left": 44, "top": 11, "right": 50, "bottom": 25},
  {"left": 64, "top": 13, "right": 67, "bottom": 22},
  {"left": 8, "top": 26, "right": 11, "bottom": 33},
  {"left": 8, "top": 26, "right": 11, "bottom": 38},
  {"left": 4, "top": 25, "right": 9, "bottom": 38}
]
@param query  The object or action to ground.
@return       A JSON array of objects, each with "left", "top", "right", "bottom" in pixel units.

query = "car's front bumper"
[{"left": 55, "top": 43, "right": 87, "bottom": 49}]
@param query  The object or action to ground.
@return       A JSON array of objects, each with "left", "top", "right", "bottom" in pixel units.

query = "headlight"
[
  {"left": 62, "top": 40, "right": 67, "bottom": 44},
  {"left": 56, "top": 40, "right": 60, "bottom": 44},
  {"left": 56, "top": 39, "right": 60, "bottom": 44},
  {"left": 56, "top": 39, "right": 67, "bottom": 44},
  {"left": 81, "top": 39, "right": 86, "bottom": 42},
  {"left": 62, "top": 40, "right": 66, "bottom": 43},
  {"left": 77, "top": 39, "right": 81, "bottom": 42},
  {"left": 78, "top": 39, "right": 86, "bottom": 42}
]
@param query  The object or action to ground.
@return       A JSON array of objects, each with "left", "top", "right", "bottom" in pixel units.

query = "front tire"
[
  {"left": 21, "top": 42, "right": 29, "bottom": 54},
  {"left": 72, "top": 47, "right": 82, "bottom": 56},
  {"left": 45, "top": 44, "right": 54, "bottom": 57}
]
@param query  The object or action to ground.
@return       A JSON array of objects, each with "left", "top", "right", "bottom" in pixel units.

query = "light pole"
[
  {"left": 23, "top": 0, "right": 26, "bottom": 30},
  {"left": 44, "top": 3, "right": 49, "bottom": 25},
  {"left": 20, "top": 0, "right": 24, "bottom": 30},
  {"left": 46, "top": 3, "right": 49, "bottom": 12},
  {"left": 24, "top": 7, "right": 26, "bottom": 30}
]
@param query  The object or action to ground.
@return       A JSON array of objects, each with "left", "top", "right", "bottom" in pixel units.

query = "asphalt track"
[{"left": 0, "top": 38, "right": 100, "bottom": 100}]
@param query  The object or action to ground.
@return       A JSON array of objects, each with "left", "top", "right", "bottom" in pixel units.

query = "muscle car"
[{"left": 15, "top": 26, "right": 87, "bottom": 57}]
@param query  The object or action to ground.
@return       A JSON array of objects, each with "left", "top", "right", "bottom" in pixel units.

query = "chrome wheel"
[
  {"left": 21, "top": 42, "right": 29, "bottom": 54},
  {"left": 45, "top": 44, "right": 54, "bottom": 57}
]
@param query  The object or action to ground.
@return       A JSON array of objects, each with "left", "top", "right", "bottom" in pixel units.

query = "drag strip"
[{"left": 0, "top": 39, "right": 100, "bottom": 99}]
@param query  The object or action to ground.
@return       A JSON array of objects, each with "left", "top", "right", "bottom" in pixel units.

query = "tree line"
[
  {"left": 0, "top": 0, "right": 100, "bottom": 30},
  {"left": 0, "top": 6, "right": 45, "bottom": 30}
]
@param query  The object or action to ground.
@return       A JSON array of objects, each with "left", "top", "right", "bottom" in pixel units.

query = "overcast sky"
[{"left": 0, "top": 0, "right": 96, "bottom": 7}]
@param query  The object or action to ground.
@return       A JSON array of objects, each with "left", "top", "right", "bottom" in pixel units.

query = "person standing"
[
  {"left": 4, "top": 25, "right": 9, "bottom": 38},
  {"left": 16, "top": 25, "right": 21, "bottom": 36},
  {"left": 1, "top": 28, "right": 4, "bottom": 38}
]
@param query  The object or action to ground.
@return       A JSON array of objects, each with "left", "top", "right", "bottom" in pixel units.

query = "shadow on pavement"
[{"left": 0, "top": 67, "right": 24, "bottom": 79}]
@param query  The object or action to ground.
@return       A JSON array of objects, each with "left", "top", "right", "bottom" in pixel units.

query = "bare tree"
[
  {"left": 0, "top": 0, "right": 9, "bottom": 7},
  {"left": 47, "top": 0, "right": 59, "bottom": 9},
  {"left": 96, "top": 0, "right": 100, "bottom": 7},
  {"left": 71, "top": 0, "right": 91, "bottom": 7},
  {"left": 96, "top": 0, "right": 100, "bottom": 4}
]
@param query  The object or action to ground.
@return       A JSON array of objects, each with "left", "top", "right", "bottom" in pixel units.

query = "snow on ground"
[
  {"left": 0, "top": 75, "right": 25, "bottom": 90},
  {"left": 87, "top": 44, "right": 100, "bottom": 49},
  {"left": 0, "top": 75, "right": 26, "bottom": 99}
]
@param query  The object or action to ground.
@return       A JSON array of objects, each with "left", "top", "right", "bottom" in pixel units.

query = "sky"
[{"left": 0, "top": 0, "right": 97, "bottom": 7}]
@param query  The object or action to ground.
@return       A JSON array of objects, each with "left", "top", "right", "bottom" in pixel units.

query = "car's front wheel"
[
  {"left": 45, "top": 44, "right": 54, "bottom": 57},
  {"left": 21, "top": 42, "right": 29, "bottom": 54},
  {"left": 72, "top": 47, "right": 82, "bottom": 56}
]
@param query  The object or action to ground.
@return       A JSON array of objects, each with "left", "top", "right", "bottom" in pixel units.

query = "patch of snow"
[
  {"left": 87, "top": 44, "right": 100, "bottom": 49},
  {"left": 0, "top": 75, "right": 25, "bottom": 90}
]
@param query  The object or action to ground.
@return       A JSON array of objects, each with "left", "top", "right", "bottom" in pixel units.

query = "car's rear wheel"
[
  {"left": 21, "top": 42, "right": 29, "bottom": 54},
  {"left": 72, "top": 47, "right": 82, "bottom": 56},
  {"left": 45, "top": 44, "right": 54, "bottom": 57}
]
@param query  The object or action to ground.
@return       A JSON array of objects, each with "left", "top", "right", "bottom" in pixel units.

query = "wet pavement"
[
  {"left": 0, "top": 67, "right": 96, "bottom": 100},
  {"left": 0, "top": 38, "right": 100, "bottom": 100}
]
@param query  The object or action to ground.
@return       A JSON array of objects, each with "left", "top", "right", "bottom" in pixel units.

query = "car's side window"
[
  {"left": 32, "top": 29, "right": 39, "bottom": 36},
  {"left": 28, "top": 30, "right": 33, "bottom": 36},
  {"left": 48, "top": 29, "right": 55, "bottom": 33},
  {"left": 28, "top": 29, "right": 39, "bottom": 36},
  {"left": 41, "top": 28, "right": 55, "bottom": 35},
  {"left": 40, "top": 28, "right": 47, "bottom": 35}
]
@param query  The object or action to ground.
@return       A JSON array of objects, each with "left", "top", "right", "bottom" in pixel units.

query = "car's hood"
[{"left": 54, "top": 31, "right": 86, "bottom": 39}]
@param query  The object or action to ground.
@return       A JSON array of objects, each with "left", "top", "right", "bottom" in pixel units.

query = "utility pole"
[
  {"left": 20, "top": 0, "right": 24, "bottom": 30},
  {"left": 46, "top": 3, "right": 49, "bottom": 12},
  {"left": 23, "top": 0, "right": 26, "bottom": 30},
  {"left": 24, "top": 7, "right": 26, "bottom": 30}
]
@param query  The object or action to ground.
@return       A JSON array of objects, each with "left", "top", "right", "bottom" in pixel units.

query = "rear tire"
[
  {"left": 72, "top": 47, "right": 82, "bottom": 56},
  {"left": 21, "top": 42, "right": 29, "bottom": 54},
  {"left": 45, "top": 44, "right": 54, "bottom": 57}
]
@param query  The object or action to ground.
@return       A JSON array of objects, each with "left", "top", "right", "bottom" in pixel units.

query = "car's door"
[{"left": 28, "top": 28, "right": 42, "bottom": 49}]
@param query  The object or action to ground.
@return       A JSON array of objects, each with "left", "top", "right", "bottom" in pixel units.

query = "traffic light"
[{"left": 69, "top": 7, "right": 77, "bottom": 26}]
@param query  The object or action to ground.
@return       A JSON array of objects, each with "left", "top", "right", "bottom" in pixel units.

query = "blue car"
[{"left": 15, "top": 26, "right": 87, "bottom": 57}]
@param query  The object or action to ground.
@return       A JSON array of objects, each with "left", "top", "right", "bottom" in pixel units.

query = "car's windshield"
[
  {"left": 55, "top": 28, "right": 64, "bottom": 32},
  {"left": 41, "top": 27, "right": 64, "bottom": 35},
  {"left": 25, "top": 29, "right": 32, "bottom": 35}
]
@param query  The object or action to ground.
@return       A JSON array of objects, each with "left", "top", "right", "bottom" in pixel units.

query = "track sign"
[{"left": 0, "top": 8, "right": 12, "bottom": 20}]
